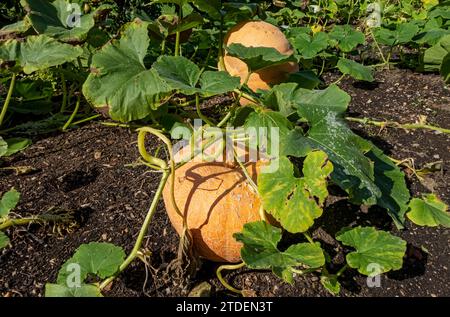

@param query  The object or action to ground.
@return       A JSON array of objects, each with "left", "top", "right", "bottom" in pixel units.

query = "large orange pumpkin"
[
  {"left": 163, "top": 156, "right": 263, "bottom": 263},
  {"left": 222, "top": 20, "right": 299, "bottom": 104}
]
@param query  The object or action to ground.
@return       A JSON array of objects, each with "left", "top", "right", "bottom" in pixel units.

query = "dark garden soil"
[{"left": 0, "top": 68, "right": 449, "bottom": 297}]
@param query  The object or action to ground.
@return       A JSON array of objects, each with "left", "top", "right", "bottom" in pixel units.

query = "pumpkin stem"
[
  {"left": 0, "top": 72, "right": 16, "bottom": 128},
  {"left": 216, "top": 262, "right": 246, "bottom": 295}
]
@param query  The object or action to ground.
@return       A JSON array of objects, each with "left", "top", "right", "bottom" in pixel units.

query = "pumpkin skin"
[
  {"left": 223, "top": 20, "right": 299, "bottom": 104},
  {"left": 162, "top": 159, "right": 263, "bottom": 263}
]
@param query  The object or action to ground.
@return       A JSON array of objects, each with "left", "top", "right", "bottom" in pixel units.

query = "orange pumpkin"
[
  {"left": 222, "top": 20, "right": 299, "bottom": 104},
  {"left": 163, "top": 156, "right": 264, "bottom": 263}
]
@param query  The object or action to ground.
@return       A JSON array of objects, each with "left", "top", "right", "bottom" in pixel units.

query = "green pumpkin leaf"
[
  {"left": 226, "top": 43, "right": 296, "bottom": 72},
  {"left": 414, "top": 29, "right": 450, "bottom": 46},
  {"left": 374, "top": 23, "right": 419, "bottom": 46},
  {"left": 423, "top": 35, "right": 450, "bottom": 71},
  {"left": 290, "top": 85, "right": 408, "bottom": 227},
  {"left": 192, "top": 0, "right": 222, "bottom": 20},
  {"left": 329, "top": 25, "right": 365, "bottom": 52},
  {"left": 244, "top": 110, "right": 293, "bottom": 156},
  {"left": 0, "top": 35, "right": 83, "bottom": 74},
  {"left": 337, "top": 58, "right": 374, "bottom": 82},
  {"left": 0, "top": 188, "right": 20, "bottom": 218},
  {"left": 291, "top": 32, "right": 329, "bottom": 59},
  {"left": 45, "top": 283, "right": 102, "bottom": 297},
  {"left": 0, "top": 137, "right": 7, "bottom": 157},
  {"left": 3, "top": 138, "right": 32, "bottom": 157},
  {"left": 0, "top": 20, "right": 31, "bottom": 37},
  {"left": 367, "top": 147, "right": 410, "bottom": 227},
  {"left": 336, "top": 226, "right": 406, "bottom": 275},
  {"left": 169, "top": 12, "right": 204, "bottom": 34},
  {"left": 286, "top": 70, "right": 321, "bottom": 90},
  {"left": 199, "top": 71, "right": 241, "bottom": 97},
  {"left": 293, "top": 85, "right": 381, "bottom": 205},
  {"left": 440, "top": 53, "right": 450, "bottom": 83},
  {"left": 153, "top": 55, "right": 201, "bottom": 95},
  {"left": 280, "top": 129, "right": 315, "bottom": 158},
  {"left": 261, "top": 83, "right": 299, "bottom": 117},
  {"left": 258, "top": 151, "right": 333, "bottom": 233},
  {"left": 82, "top": 20, "right": 171, "bottom": 122},
  {"left": 0, "top": 232, "right": 10, "bottom": 250},
  {"left": 21, "top": 0, "right": 95, "bottom": 43},
  {"left": 56, "top": 242, "right": 125, "bottom": 285},
  {"left": 407, "top": 194, "right": 450, "bottom": 228},
  {"left": 320, "top": 274, "right": 341, "bottom": 295},
  {"left": 234, "top": 221, "right": 325, "bottom": 283},
  {"left": 153, "top": 56, "right": 240, "bottom": 96}
]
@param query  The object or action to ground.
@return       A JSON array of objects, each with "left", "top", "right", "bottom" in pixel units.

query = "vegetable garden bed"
[{"left": 1, "top": 68, "right": 448, "bottom": 297}]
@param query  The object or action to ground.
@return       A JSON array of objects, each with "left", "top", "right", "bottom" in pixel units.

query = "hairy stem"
[
  {"left": 0, "top": 73, "right": 16, "bottom": 128},
  {"left": 346, "top": 116, "right": 450, "bottom": 134},
  {"left": 137, "top": 128, "right": 168, "bottom": 170},
  {"left": 100, "top": 128, "right": 183, "bottom": 290},
  {"left": 99, "top": 170, "right": 170, "bottom": 291},
  {"left": 0, "top": 213, "right": 73, "bottom": 230},
  {"left": 70, "top": 114, "right": 101, "bottom": 126}
]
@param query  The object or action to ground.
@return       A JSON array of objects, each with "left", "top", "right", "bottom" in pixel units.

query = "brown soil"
[{"left": 0, "top": 68, "right": 449, "bottom": 297}]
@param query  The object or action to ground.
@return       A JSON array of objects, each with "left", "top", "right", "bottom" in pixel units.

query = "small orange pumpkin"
[{"left": 222, "top": 20, "right": 299, "bottom": 104}]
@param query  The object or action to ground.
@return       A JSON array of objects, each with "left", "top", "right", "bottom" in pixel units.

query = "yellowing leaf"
[
  {"left": 407, "top": 194, "right": 450, "bottom": 228},
  {"left": 258, "top": 151, "right": 333, "bottom": 233}
]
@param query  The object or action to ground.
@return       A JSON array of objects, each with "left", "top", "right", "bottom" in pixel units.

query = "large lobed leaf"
[
  {"left": 374, "top": 23, "right": 419, "bottom": 46},
  {"left": 291, "top": 32, "right": 329, "bottom": 59},
  {"left": 21, "top": 0, "right": 95, "bottom": 43},
  {"left": 293, "top": 85, "right": 381, "bottom": 205},
  {"left": 336, "top": 226, "right": 406, "bottom": 275},
  {"left": 328, "top": 25, "right": 365, "bottom": 52},
  {"left": 56, "top": 242, "right": 125, "bottom": 285},
  {"left": 82, "top": 20, "right": 171, "bottom": 122},
  {"left": 153, "top": 55, "right": 240, "bottom": 96},
  {"left": 234, "top": 221, "right": 325, "bottom": 283},
  {"left": 275, "top": 84, "right": 410, "bottom": 227},
  {"left": 258, "top": 151, "right": 333, "bottom": 233},
  {"left": 0, "top": 35, "right": 83, "bottom": 74}
]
